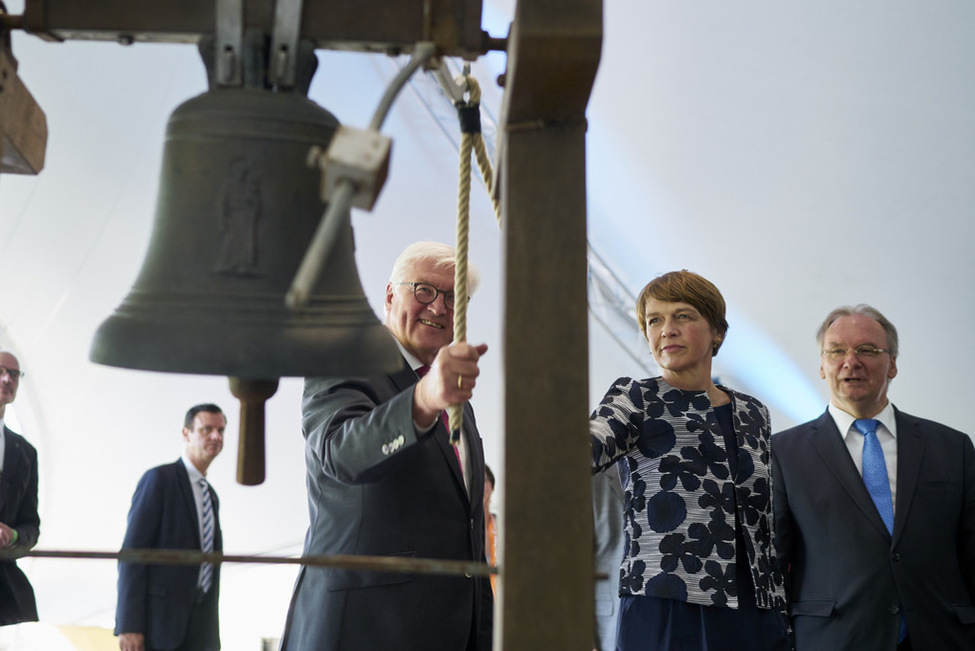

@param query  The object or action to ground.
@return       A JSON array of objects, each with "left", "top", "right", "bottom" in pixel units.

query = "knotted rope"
[{"left": 448, "top": 72, "right": 500, "bottom": 445}]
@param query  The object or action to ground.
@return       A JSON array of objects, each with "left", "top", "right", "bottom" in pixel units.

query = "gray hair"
[
  {"left": 816, "top": 304, "right": 899, "bottom": 357},
  {"left": 388, "top": 241, "right": 481, "bottom": 294}
]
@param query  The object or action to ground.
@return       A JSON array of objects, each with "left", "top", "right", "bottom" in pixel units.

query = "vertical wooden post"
[{"left": 497, "top": 1, "right": 602, "bottom": 648}]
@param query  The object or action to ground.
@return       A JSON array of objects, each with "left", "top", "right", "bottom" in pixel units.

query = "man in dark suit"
[
  {"left": 280, "top": 241, "right": 493, "bottom": 651},
  {"left": 0, "top": 350, "right": 40, "bottom": 627},
  {"left": 116, "top": 404, "right": 226, "bottom": 651},
  {"left": 772, "top": 305, "right": 975, "bottom": 650}
]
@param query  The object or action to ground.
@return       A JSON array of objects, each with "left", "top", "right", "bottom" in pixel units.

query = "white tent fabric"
[{"left": 1, "top": 1, "right": 973, "bottom": 647}]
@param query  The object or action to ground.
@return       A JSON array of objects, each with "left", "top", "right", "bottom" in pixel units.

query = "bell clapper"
[{"left": 229, "top": 377, "right": 279, "bottom": 486}]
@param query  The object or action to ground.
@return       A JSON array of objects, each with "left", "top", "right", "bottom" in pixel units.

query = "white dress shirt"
[
  {"left": 180, "top": 452, "right": 213, "bottom": 582},
  {"left": 0, "top": 418, "right": 6, "bottom": 473},
  {"left": 180, "top": 454, "right": 216, "bottom": 585}
]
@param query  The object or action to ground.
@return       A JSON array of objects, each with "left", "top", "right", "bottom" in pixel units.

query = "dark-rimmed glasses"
[{"left": 397, "top": 282, "right": 460, "bottom": 311}]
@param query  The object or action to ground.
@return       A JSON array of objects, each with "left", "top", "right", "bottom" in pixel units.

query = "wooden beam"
[
  {"left": 20, "top": 0, "right": 491, "bottom": 58},
  {"left": 497, "top": 0, "right": 602, "bottom": 648},
  {"left": 0, "top": 47, "right": 47, "bottom": 175}
]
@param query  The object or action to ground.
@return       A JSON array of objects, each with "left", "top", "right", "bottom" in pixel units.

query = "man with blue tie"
[
  {"left": 116, "top": 404, "right": 226, "bottom": 651},
  {"left": 772, "top": 305, "right": 975, "bottom": 650}
]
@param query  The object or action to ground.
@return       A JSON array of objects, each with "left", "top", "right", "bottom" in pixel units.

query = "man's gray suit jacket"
[{"left": 280, "top": 362, "right": 493, "bottom": 651}]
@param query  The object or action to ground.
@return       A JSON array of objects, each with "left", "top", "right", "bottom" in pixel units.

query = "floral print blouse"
[{"left": 591, "top": 376, "right": 786, "bottom": 611}]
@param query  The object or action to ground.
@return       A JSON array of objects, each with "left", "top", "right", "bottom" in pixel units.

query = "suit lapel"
[
  {"left": 891, "top": 408, "right": 924, "bottom": 543},
  {"left": 808, "top": 411, "right": 891, "bottom": 539},
  {"left": 211, "top": 485, "right": 223, "bottom": 552},
  {"left": 431, "top": 406, "right": 474, "bottom": 507},
  {"left": 0, "top": 429, "right": 24, "bottom": 515},
  {"left": 388, "top": 362, "right": 419, "bottom": 395},
  {"left": 462, "top": 403, "right": 484, "bottom": 511},
  {"left": 0, "top": 429, "right": 9, "bottom": 511},
  {"left": 389, "top": 362, "right": 471, "bottom": 507},
  {"left": 175, "top": 459, "right": 202, "bottom": 547}
]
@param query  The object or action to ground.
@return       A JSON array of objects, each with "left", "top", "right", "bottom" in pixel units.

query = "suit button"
[
  {"left": 891, "top": 552, "right": 901, "bottom": 562},
  {"left": 889, "top": 604, "right": 900, "bottom": 615},
  {"left": 470, "top": 518, "right": 475, "bottom": 529},
  {"left": 464, "top": 571, "right": 473, "bottom": 579}
]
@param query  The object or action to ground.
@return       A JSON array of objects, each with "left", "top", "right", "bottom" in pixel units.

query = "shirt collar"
[
  {"left": 394, "top": 341, "right": 424, "bottom": 372},
  {"left": 829, "top": 401, "right": 897, "bottom": 440},
  {"left": 181, "top": 453, "right": 206, "bottom": 482}
]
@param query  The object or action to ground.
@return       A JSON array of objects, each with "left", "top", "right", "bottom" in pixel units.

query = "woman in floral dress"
[{"left": 590, "top": 270, "right": 788, "bottom": 651}]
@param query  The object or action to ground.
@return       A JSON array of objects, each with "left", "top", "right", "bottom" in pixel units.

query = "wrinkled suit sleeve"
[{"left": 303, "top": 374, "right": 428, "bottom": 485}]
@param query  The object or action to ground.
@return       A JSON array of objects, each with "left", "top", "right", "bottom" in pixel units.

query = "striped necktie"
[{"left": 199, "top": 477, "right": 214, "bottom": 593}]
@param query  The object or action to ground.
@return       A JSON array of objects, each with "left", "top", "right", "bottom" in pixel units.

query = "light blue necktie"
[
  {"left": 854, "top": 419, "right": 906, "bottom": 642},
  {"left": 199, "top": 477, "right": 214, "bottom": 593},
  {"left": 854, "top": 419, "right": 894, "bottom": 534}
]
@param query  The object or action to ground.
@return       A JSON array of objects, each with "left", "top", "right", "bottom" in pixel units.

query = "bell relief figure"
[{"left": 216, "top": 157, "right": 262, "bottom": 275}]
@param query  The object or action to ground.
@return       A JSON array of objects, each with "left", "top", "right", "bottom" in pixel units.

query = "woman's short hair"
[
  {"left": 635, "top": 270, "right": 729, "bottom": 356},
  {"left": 815, "top": 304, "right": 899, "bottom": 357},
  {"left": 389, "top": 241, "right": 481, "bottom": 294}
]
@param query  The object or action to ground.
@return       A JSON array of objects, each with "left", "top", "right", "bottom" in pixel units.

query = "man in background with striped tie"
[
  {"left": 116, "top": 404, "right": 226, "bottom": 651},
  {"left": 772, "top": 305, "right": 975, "bottom": 650}
]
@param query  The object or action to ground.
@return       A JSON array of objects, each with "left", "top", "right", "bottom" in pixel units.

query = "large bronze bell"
[{"left": 90, "top": 40, "right": 402, "bottom": 484}]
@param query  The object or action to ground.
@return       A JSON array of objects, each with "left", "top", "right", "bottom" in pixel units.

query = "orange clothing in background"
[{"left": 486, "top": 513, "right": 498, "bottom": 597}]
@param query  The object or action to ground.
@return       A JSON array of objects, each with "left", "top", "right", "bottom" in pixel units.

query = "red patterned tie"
[{"left": 415, "top": 365, "right": 463, "bottom": 478}]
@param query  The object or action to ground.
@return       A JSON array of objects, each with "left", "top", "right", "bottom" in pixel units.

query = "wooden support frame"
[
  {"left": 0, "top": 46, "right": 47, "bottom": 174},
  {"left": 497, "top": 0, "right": 602, "bottom": 648},
  {"left": 20, "top": 0, "right": 491, "bottom": 58}
]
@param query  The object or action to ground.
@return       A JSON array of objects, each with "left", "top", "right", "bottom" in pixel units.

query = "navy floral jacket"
[{"left": 590, "top": 376, "right": 786, "bottom": 612}]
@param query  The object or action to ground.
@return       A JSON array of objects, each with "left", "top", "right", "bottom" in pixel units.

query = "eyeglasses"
[
  {"left": 821, "top": 345, "right": 890, "bottom": 362},
  {"left": 398, "top": 282, "right": 464, "bottom": 311},
  {"left": 0, "top": 366, "right": 24, "bottom": 381}
]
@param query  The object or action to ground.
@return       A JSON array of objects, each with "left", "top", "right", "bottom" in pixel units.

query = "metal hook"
[{"left": 433, "top": 57, "right": 470, "bottom": 105}]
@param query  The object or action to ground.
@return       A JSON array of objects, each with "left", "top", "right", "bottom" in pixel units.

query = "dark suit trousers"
[{"left": 151, "top": 588, "right": 219, "bottom": 651}]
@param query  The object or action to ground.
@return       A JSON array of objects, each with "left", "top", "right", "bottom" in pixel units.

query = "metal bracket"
[
  {"left": 432, "top": 57, "right": 469, "bottom": 105},
  {"left": 215, "top": 0, "right": 243, "bottom": 87},
  {"left": 268, "top": 0, "right": 304, "bottom": 88}
]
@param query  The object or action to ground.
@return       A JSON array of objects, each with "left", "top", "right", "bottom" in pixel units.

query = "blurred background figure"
[
  {"left": 0, "top": 351, "right": 40, "bottom": 629},
  {"left": 115, "top": 404, "right": 226, "bottom": 651},
  {"left": 592, "top": 468, "right": 624, "bottom": 651},
  {"left": 484, "top": 465, "right": 498, "bottom": 599}
]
